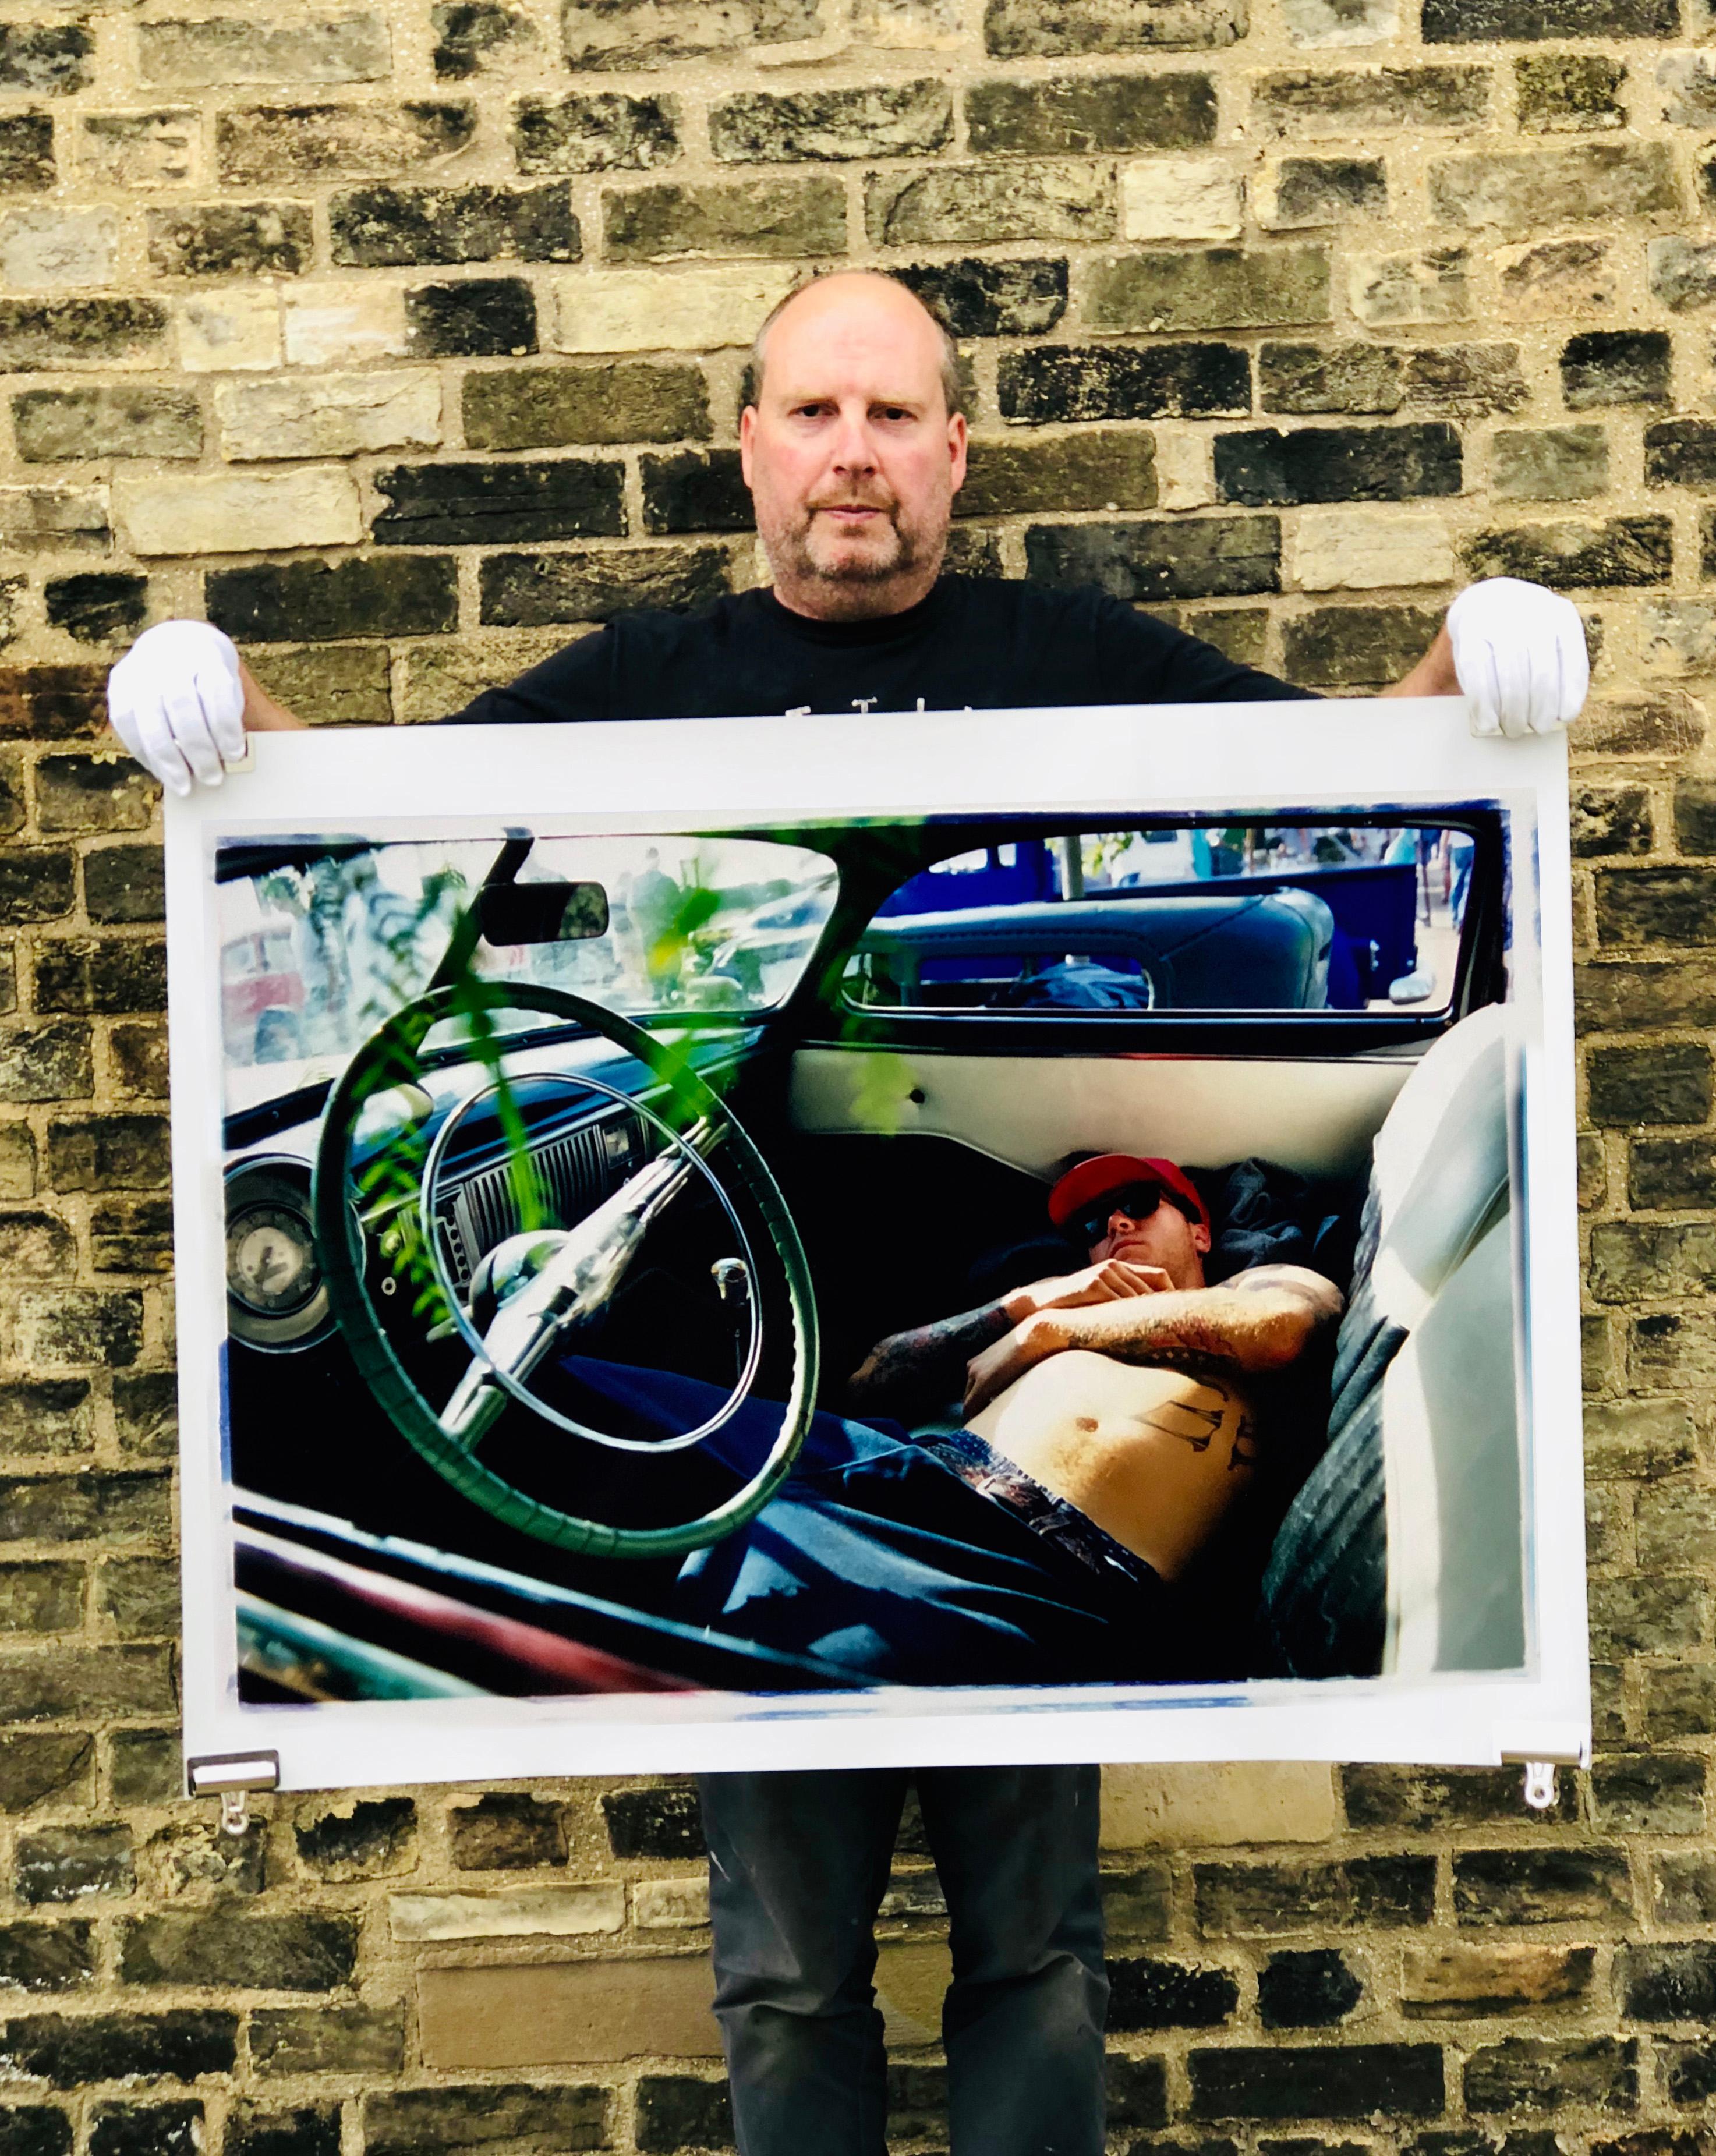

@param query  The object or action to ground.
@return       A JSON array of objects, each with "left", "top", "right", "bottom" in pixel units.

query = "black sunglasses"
[{"left": 1073, "top": 1180, "right": 1170, "bottom": 1247}]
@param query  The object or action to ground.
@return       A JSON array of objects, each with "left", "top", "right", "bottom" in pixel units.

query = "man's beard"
[{"left": 761, "top": 495, "right": 947, "bottom": 615}]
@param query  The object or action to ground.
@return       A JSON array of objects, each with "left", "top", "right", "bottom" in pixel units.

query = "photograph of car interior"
[{"left": 219, "top": 802, "right": 1527, "bottom": 1705}]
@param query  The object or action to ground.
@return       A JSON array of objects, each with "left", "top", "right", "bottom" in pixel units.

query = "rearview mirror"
[{"left": 479, "top": 881, "right": 610, "bottom": 946}]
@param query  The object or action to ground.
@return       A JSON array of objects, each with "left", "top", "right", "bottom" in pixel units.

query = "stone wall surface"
[{"left": 0, "top": 0, "right": 1710, "bottom": 2148}]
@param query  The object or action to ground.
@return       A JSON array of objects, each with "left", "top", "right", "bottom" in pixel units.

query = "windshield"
[{"left": 217, "top": 831, "right": 839, "bottom": 1110}]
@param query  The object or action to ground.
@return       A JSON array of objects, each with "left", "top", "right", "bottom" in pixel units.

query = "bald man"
[{"left": 111, "top": 270, "right": 1592, "bottom": 2156}]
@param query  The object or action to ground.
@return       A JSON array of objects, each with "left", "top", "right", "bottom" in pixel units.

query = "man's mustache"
[{"left": 806, "top": 495, "right": 898, "bottom": 514}]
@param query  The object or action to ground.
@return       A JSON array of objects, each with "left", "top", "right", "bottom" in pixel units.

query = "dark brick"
[
  {"left": 0, "top": 1024, "right": 91, "bottom": 1105},
  {"left": 0, "top": 1561, "right": 80, "bottom": 1628},
  {"left": 0, "top": 112, "right": 54, "bottom": 192},
  {"left": 1107, "top": 1957, "right": 1237, "bottom": 2031},
  {"left": 1215, "top": 422, "right": 1460, "bottom": 506},
  {"left": 963, "top": 431, "right": 1155, "bottom": 516},
  {"left": 1664, "top": 2048, "right": 1716, "bottom": 2106},
  {"left": 405, "top": 277, "right": 536, "bottom": 357},
  {"left": 1261, "top": 343, "right": 1403, "bottom": 415},
  {"left": 0, "top": 1734, "right": 91, "bottom": 1811},
  {"left": 966, "top": 72, "right": 1213, "bottom": 153},
  {"left": 1648, "top": 1674, "right": 1716, "bottom": 1744},
  {"left": 1598, "top": 868, "right": 1716, "bottom": 947},
  {"left": 480, "top": 544, "right": 730, "bottom": 627},
  {"left": 1453, "top": 1847, "right": 1634, "bottom": 1926},
  {"left": 1648, "top": 420, "right": 1716, "bottom": 491},
  {"left": 1425, "top": 0, "right": 1674, "bottom": 34},
  {"left": 1593, "top": 1753, "right": 1706, "bottom": 1833},
  {"left": 1517, "top": 52, "right": 1627, "bottom": 131},
  {"left": 16, "top": 1826, "right": 133, "bottom": 1904},
  {"left": 112, "top": 1373, "right": 176, "bottom": 1457},
  {"left": 1632, "top": 1136, "right": 1716, "bottom": 1206},
  {"left": 294, "top": 1798, "right": 415, "bottom": 1880},
  {"left": 0, "top": 299, "right": 169, "bottom": 373},
  {"left": 108, "top": 1731, "right": 179, "bottom": 1807},
  {"left": 1562, "top": 331, "right": 1672, "bottom": 410},
  {"left": 433, "top": 2, "right": 532, "bottom": 77},
  {"left": 983, "top": 0, "right": 1246, "bottom": 56},
  {"left": 1258, "top": 1949, "right": 1364, "bottom": 2028},
  {"left": 640, "top": 449, "right": 748, "bottom": 534},
  {"left": 98, "top": 1558, "right": 177, "bottom": 1636},
  {"left": 0, "top": 25, "right": 91, "bottom": 95},
  {"left": 1463, "top": 517, "right": 1672, "bottom": 589},
  {"left": 0, "top": 753, "right": 21, "bottom": 836},
  {"left": 363, "top": 2086, "right": 610, "bottom": 2156},
  {"left": 635, "top": 2077, "right": 731, "bottom": 2154},
  {"left": 1105, "top": 2056, "right": 1171, "bottom": 2129},
  {"left": 0, "top": 852, "right": 72, "bottom": 927},
  {"left": 215, "top": 102, "right": 477, "bottom": 186},
  {"left": 0, "top": 2115, "right": 69, "bottom": 2156},
  {"left": 33, "top": 757, "right": 155, "bottom": 835},
  {"left": 447, "top": 1792, "right": 566, "bottom": 1869},
  {"left": 0, "top": 2012, "right": 236, "bottom": 2088},
  {"left": 33, "top": 942, "right": 164, "bottom": 1017},
  {"left": 207, "top": 557, "right": 459, "bottom": 643},
  {"left": 1590, "top": 1043, "right": 1711, "bottom": 1125},
  {"left": 512, "top": 92, "right": 678, "bottom": 176},
  {"left": 894, "top": 257, "right": 1067, "bottom": 337},
  {"left": 602, "top": 1782, "right": 705, "bottom": 1860},
  {"left": 89, "top": 2107, "right": 201, "bottom": 2156},
  {"left": 1573, "top": 783, "right": 1652, "bottom": 858},
  {"left": 1464, "top": 2038, "right": 1638, "bottom": 2115},
  {"left": 119, "top": 1914, "right": 358, "bottom": 1992},
  {"left": 0, "top": 1926, "right": 93, "bottom": 1994},
  {"left": 1195, "top": 1856, "right": 1435, "bottom": 1936},
  {"left": 227, "top": 2108, "right": 338, "bottom": 2156},
  {"left": 1026, "top": 515, "right": 1278, "bottom": 603},
  {"left": 45, "top": 577, "right": 148, "bottom": 650},
  {"left": 251, "top": 2004, "right": 405, "bottom": 2076},
  {"left": 372, "top": 459, "right": 622, "bottom": 547},
  {"left": 109, "top": 1025, "right": 167, "bottom": 1103},
  {"left": 45, "top": 1116, "right": 167, "bottom": 1192},
  {"left": 145, "top": 203, "right": 310, "bottom": 279},
  {"left": 710, "top": 82, "right": 951, "bottom": 162},
  {"left": 1576, "top": 692, "right": 1702, "bottom": 759},
  {"left": 1283, "top": 604, "right": 1443, "bottom": 688},
  {"left": 1588, "top": 1220, "right": 1716, "bottom": 1301},
  {"left": 331, "top": 183, "right": 576, "bottom": 265},
  {"left": 0, "top": 1472, "right": 168, "bottom": 1542},
  {"left": 1100, "top": 1865, "right": 1172, "bottom": 1943},
  {"left": 16, "top": 390, "right": 199, "bottom": 465},
  {"left": 0, "top": 665, "right": 106, "bottom": 741},
  {"left": 1676, "top": 779, "right": 1716, "bottom": 854},
  {"left": 1000, "top": 343, "right": 1248, "bottom": 423},
  {"left": 1272, "top": 156, "right": 1385, "bottom": 227},
  {"left": 82, "top": 850, "right": 164, "bottom": 929},
  {"left": 464, "top": 362, "right": 706, "bottom": 450},
  {"left": 1190, "top": 2045, "right": 1443, "bottom": 2121}
]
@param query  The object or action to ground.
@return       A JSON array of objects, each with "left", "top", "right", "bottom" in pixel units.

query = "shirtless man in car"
[{"left": 845, "top": 1152, "right": 1342, "bottom": 1589}]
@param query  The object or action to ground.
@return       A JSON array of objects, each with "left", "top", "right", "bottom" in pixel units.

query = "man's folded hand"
[{"left": 1004, "top": 1258, "right": 1169, "bottom": 1325}]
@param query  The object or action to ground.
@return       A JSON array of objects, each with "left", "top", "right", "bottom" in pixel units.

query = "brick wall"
[{"left": 0, "top": 0, "right": 1712, "bottom": 2148}]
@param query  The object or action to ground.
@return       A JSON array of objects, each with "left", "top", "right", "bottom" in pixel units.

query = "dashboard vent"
[{"left": 438, "top": 1114, "right": 645, "bottom": 1290}]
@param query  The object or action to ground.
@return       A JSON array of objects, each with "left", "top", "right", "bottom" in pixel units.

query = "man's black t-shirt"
[{"left": 445, "top": 576, "right": 1318, "bottom": 724}]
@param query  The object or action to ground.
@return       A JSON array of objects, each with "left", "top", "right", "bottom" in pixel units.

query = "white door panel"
[{"left": 789, "top": 1047, "right": 1414, "bottom": 1184}]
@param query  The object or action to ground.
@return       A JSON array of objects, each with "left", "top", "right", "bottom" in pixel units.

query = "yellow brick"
[
  {"left": 1101, "top": 1763, "right": 1338, "bottom": 1847},
  {"left": 1287, "top": 508, "right": 1455, "bottom": 592},
  {"left": 175, "top": 290, "right": 280, "bottom": 373},
  {"left": 114, "top": 469, "right": 361, "bottom": 557},
  {"left": 418, "top": 1957, "right": 721, "bottom": 2066},
  {"left": 552, "top": 265, "right": 797, "bottom": 355}
]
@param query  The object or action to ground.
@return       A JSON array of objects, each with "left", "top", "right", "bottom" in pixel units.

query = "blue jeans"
[{"left": 699, "top": 1764, "right": 1108, "bottom": 2156}]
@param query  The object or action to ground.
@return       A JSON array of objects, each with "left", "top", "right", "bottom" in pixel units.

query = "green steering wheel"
[{"left": 310, "top": 982, "right": 820, "bottom": 1559}]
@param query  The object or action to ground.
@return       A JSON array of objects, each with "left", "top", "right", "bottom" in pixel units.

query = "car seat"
[{"left": 1257, "top": 1001, "right": 1524, "bottom": 1677}]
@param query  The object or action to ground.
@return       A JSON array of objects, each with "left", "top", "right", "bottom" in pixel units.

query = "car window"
[
  {"left": 842, "top": 824, "right": 1472, "bottom": 1017},
  {"left": 217, "top": 831, "right": 838, "bottom": 1109}
]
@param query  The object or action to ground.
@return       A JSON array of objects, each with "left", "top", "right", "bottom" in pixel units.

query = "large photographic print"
[{"left": 169, "top": 702, "right": 1587, "bottom": 1787}]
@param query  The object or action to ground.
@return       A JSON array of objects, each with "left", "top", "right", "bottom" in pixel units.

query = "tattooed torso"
[{"left": 964, "top": 1350, "right": 1266, "bottom": 1583}]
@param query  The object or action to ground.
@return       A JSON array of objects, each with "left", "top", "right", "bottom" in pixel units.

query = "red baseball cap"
[{"left": 1047, "top": 1153, "right": 1211, "bottom": 1238}]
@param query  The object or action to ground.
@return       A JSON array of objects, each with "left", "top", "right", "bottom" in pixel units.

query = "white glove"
[
  {"left": 107, "top": 619, "right": 248, "bottom": 797},
  {"left": 1446, "top": 577, "right": 1590, "bottom": 741}
]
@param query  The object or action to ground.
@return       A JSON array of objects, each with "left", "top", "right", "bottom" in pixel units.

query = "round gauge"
[
  {"left": 227, "top": 1203, "right": 319, "bottom": 1318},
  {"left": 223, "top": 1159, "right": 335, "bottom": 1351}
]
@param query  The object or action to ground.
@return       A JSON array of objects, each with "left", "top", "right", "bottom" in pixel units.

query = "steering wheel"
[{"left": 311, "top": 982, "right": 819, "bottom": 1559}]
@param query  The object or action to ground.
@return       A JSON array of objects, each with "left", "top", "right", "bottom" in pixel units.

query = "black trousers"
[{"left": 698, "top": 1764, "right": 1107, "bottom": 2156}]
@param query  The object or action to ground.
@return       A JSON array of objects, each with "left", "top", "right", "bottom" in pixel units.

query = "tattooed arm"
[
  {"left": 846, "top": 1257, "right": 1176, "bottom": 1419},
  {"left": 963, "top": 1264, "right": 1344, "bottom": 1418}
]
